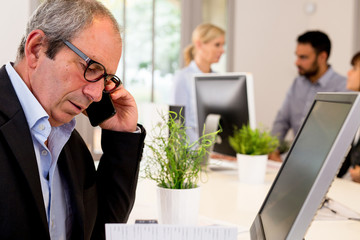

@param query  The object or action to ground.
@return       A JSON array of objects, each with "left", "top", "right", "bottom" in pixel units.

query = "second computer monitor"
[
  {"left": 194, "top": 72, "right": 256, "bottom": 157},
  {"left": 250, "top": 92, "right": 360, "bottom": 239}
]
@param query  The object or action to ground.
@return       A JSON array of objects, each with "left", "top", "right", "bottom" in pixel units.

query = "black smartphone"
[{"left": 86, "top": 92, "right": 116, "bottom": 126}]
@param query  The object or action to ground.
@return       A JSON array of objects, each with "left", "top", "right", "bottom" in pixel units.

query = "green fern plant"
[
  {"left": 229, "top": 124, "right": 279, "bottom": 155},
  {"left": 144, "top": 109, "right": 220, "bottom": 189}
]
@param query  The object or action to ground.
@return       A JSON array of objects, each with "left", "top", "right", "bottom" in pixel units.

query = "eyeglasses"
[{"left": 63, "top": 40, "right": 121, "bottom": 93}]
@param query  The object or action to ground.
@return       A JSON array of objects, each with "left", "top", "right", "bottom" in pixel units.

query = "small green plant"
[
  {"left": 144, "top": 109, "right": 220, "bottom": 189},
  {"left": 229, "top": 124, "right": 279, "bottom": 155}
]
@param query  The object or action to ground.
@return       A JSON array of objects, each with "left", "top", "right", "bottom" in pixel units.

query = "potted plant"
[
  {"left": 143, "top": 109, "right": 219, "bottom": 224},
  {"left": 229, "top": 124, "right": 279, "bottom": 184}
]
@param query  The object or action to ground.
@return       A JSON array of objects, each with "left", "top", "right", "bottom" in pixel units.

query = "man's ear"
[
  {"left": 24, "top": 30, "right": 47, "bottom": 69},
  {"left": 318, "top": 51, "right": 328, "bottom": 64}
]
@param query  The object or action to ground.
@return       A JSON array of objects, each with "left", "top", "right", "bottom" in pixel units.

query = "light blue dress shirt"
[
  {"left": 6, "top": 62, "right": 75, "bottom": 240},
  {"left": 173, "top": 61, "right": 211, "bottom": 144},
  {"left": 271, "top": 66, "right": 347, "bottom": 142}
]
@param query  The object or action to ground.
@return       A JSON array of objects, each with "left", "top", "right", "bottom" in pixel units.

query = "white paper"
[
  {"left": 315, "top": 197, "right": 360, "bottom": 221},
  {"left": 105, "top": 224, "right": 238, "bottom": 240}
]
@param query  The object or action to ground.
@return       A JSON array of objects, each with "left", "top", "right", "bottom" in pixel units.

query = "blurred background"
[{"left": 2, "top": 0, "right": 359, "bottom": 159}]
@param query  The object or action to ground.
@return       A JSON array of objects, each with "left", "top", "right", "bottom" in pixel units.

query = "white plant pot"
[
  {"left": 237, "top": 153, "right": 267, "bottom": 184},
  {"left": 156, "top": 186, "right": 201, "bottom": 225}
]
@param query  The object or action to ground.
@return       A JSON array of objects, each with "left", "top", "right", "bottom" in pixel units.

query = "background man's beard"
[
  {"left": 299, "top": 63, "right": 319, "bottom": 79},
  {"left": 302, "top": 68, "right": 318, "bottom": 79}
]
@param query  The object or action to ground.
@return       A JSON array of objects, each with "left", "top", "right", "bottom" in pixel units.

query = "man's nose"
[{"left": 83, "top": 80, "right": 104, "bottom": 102}]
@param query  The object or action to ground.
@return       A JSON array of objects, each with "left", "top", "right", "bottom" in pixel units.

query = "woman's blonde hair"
[{"left": 183, "top": 23, "right": 225, "bottom": 66}]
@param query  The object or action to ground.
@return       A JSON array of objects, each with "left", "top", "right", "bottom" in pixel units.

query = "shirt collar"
[
  {"left": 313, "top": 65, "right": 335, "bottom": 87},
  {"left": 5, "top": 62, "right": 76, "bottom": 131},
  {"left": 189, "top": 60, "right": 214, "bottom": 73}
]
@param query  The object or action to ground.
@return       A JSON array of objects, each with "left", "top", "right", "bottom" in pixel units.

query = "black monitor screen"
[{"left": 195, "top": 74, "right": 255, "bottom": 156}]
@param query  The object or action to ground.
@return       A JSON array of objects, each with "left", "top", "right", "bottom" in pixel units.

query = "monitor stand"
[{"left": 202, "top": 113, "right": 221, "bottom": 166}]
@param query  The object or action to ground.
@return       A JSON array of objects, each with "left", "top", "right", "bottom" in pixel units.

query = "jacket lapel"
[
  {"left": 0, "top": 65, "right": 49, "bottom": 235},
  {"left": 58, "top": 144, "right": 85, "bottom": 239}
]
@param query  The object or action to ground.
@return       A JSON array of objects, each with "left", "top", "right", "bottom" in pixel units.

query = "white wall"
[
  {"left": 0, "top": 1, "right": 36, "bottom": 64},
  {"left": 233, "top": 0, "right": 358, "bottom": 133}
]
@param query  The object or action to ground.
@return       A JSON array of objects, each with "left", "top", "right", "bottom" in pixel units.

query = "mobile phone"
[{"left": 86, "top": 92, "right": 116, "bottom": 126}]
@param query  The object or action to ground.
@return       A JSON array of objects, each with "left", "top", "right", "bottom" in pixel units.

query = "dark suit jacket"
[{"left": 0, "top": 65, "right": 146, "bottom": 239}]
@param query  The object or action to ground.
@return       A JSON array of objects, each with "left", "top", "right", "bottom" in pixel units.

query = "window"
[{"left": 101, "top": 0, "right": 181, "bottom": 105}]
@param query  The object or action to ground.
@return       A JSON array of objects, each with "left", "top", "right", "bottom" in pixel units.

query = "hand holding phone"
[{"left": 86, "top": 92, "right": 116, "bottom": 126}]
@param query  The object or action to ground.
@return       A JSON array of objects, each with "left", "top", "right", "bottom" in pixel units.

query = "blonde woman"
[{"left": 173, "top": 23, "right": 225, "bottom": 143}]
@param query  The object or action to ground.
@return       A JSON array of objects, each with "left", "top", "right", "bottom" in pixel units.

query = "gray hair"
[{"left": 16, "top": 0, "right": 121, "bottom": 62}]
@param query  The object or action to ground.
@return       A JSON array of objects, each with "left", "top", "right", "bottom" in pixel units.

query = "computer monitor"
[
  {"left": 194, "top": 72, "right": 256, "bottom": 157},
  {"left": 250, "top": 92, "right": 360, "bottom": 240}
]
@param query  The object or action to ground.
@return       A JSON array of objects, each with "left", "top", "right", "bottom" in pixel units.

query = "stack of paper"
[{"left": 106, "top": 224, "right": 238, "bottom": 240}]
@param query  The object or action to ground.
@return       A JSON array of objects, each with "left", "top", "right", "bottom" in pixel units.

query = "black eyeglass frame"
[{"left": 62, "top": 40, "right": 121, "bottom": 93}]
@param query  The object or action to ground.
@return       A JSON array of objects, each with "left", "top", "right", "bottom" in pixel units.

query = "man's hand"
[
  {"left": 349, "top": 165, "right": 360, "bottom": 183},
  {"left": 99, "top": 86, "right": 138, "bottom": 132}
]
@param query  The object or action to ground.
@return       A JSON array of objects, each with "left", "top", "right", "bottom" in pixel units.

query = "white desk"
[
  {"left": 128, "top": 161, "right": 360, "bottom": 239},
  {"left": 305, "top": 178, "right": 360, "bottom": 239}
]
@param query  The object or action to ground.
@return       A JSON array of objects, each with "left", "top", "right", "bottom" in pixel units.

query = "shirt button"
[
  {"left": 41, "top": 150, "right": 48, "bottom": 156},
  {"left": 39, "top": 124, "right": 45, "bottom": 131}
]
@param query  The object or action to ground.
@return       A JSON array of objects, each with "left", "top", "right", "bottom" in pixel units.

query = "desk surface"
[{"left": 128, "top": 161, "right": 360, "bottom": 239}]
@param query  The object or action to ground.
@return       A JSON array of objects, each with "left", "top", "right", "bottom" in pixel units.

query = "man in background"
[{"left": 269, "top": 30, "right": 347, "bottom": 162}]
